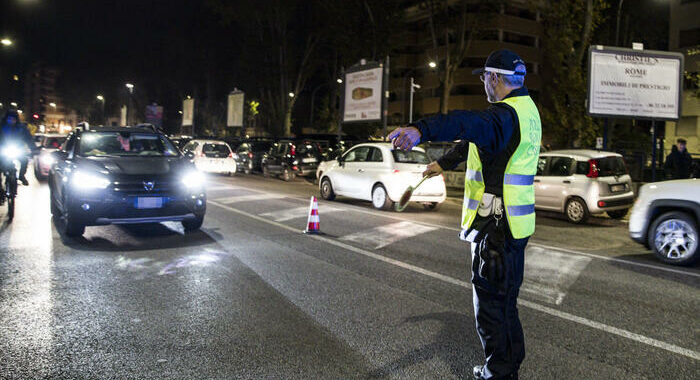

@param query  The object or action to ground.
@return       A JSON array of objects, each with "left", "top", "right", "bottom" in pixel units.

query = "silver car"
[{"left": 535, "top": 150, "right": 634, "bottom": 223}]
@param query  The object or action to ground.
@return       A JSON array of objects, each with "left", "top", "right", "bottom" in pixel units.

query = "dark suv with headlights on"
[{"left": 48, "top": 126, "right": 206, "bottom": 237}]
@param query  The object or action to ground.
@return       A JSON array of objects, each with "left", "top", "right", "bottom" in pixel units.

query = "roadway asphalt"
[{"left": 0, "top": 170, "right": 698, "bottom": 379}]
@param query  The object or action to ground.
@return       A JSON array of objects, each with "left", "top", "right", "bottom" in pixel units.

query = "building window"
[
  {"left": 504, "top": 5, "right": 537, "bottom": 20},
  {"left": 676, "top": 116, "right": 698, "bottom": 136},
  {"left": 503, "top": 31, "right": 536, "bottom": 47}
]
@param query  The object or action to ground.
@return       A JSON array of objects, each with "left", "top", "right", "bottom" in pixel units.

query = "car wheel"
[
  {"left": 182, "top": 216, "right": 204, "bottom": 232},
  {"left": 59, "top": 194, "right": 85, "bottom": 237},
  {"left": 372, "top": 184, "right": 393, "bottom": 210},
  {"left": 244, "top": 161, "right": 252, "bottom": 175},
  {"left": 607, "top": 209, "right": 628, "bottom": 219},
  {"left": 320, "top": 177, "right": 335, "bottom": 201},
  {"left": 565, "top": 197, "right": 589, "bottom": 224},
  {"left": 648, "top": 211, "right": 698, "bottom": 266},
  {"left": 34, "top": 166, "right": 43, "bottom": 181},
  {"left": 423, "top": 202, "right": 442, "bottom": 211},
  {"left": 50, "top": 190, "right": 60, "bottom": 216},
  {"left": 262, "top": 165, "right": 270, "bottom": 178}
]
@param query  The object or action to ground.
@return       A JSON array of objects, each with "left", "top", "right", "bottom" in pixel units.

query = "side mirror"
[
  {"left": 337, "top": 156, "right": 345, "bottom": 167},
  {"left": 184, "top": 151, "right": 195, "bottom": 160}
]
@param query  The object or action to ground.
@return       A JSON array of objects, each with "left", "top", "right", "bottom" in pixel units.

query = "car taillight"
[
  {"left": 290, "top": 145, "right": 296, "bottom": 156},
  {"left": 199, "top": 151, "right": 206, "bottom": 157},
  {"left": 248, "top": 152, "right": 253, "bottom": 159},
  {"left": 392, "top": 169, "right": 400, "bottom": 173},
  {"left": 587, "top": 159, "right": 599, "bottom": 178},
  {"left": 598, "top": 201, "right": 606, "bottom": 207},
  {"left": 228, "top": 152, "right": 233, "bottom": 158}
]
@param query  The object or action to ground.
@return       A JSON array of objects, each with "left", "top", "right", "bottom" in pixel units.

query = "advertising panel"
[
  {"left": 588, "top": 46, "right": 684, "bottom": 121},
  {"left": 227, "top": 91, "right": 244, "bottom": 127},
  {"left": 182, "top": 98, "right": 194, "bottom": 126},
  {"left": 342, "top": 66, "right": 383, "bottom": 123}
]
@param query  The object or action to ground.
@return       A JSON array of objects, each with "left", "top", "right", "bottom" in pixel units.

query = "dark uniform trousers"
[{"left": 470, "top": 231, "right": 528, "bottom": 378}]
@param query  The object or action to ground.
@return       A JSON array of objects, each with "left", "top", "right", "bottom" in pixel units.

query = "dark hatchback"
[
  {"left": 49, "top": 126, "right": 206, "bottom": 237},
  {"left": 234, "top": 140, "right": 274, "bottom": 174},
  {"left": 261, "top": 139, "right": 322, "bottom": 181}
]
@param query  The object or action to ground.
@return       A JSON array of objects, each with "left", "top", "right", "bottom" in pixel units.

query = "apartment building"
[
  {"left": 24, "top": 62, "right": 77, "bottom": 133},
  {"left": 388, "top": 0, "right": 543, "bottom": 124}
]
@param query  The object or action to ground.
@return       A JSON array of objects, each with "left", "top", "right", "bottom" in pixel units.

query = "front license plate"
[
  {"left": 610, "top": 184, "right": 625, "bottom": 192},
  {"left": 302, "top": 158, "right": 317, "bottom": 163},
  {"left": 135, "top": 197, "right": 164, "bottom": 209}
]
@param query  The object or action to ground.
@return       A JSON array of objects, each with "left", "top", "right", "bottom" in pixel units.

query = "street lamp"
[
  {"left": 336, "top": 78, "right": 343, "bottom": 84},
  {"left": 1, "top": 38, "right": 12, "bottom": 46},
  {"left": 288, "top": 92, "right": 295, "bottom": 98},
  {"left": 96, "top": 95, "right": 105, "bottom": 125},
  {"left": 428, "top": 61, "right": 437, "bottom": 69},
  {"left": 125, "top": 83, "right": 134, "bottom": 93},
  {"left": 49, "top": 102, "right": 56, "bottom": 108},
  {"left": 10, "top": 102, "right": 18, "bottom": 107}
]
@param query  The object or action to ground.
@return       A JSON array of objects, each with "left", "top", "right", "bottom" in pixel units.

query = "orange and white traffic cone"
[{"left": 303, "top": 196, "right": 321, "bottom": 234}]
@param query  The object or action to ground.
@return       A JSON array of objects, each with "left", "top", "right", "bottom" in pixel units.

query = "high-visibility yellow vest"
[{"left": 461, "top": 95, "right": 542, "bottom": 239}]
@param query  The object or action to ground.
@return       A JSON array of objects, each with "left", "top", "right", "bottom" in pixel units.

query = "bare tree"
[{"left": 423, "top": 0, "right": 493, "bottom": 114}]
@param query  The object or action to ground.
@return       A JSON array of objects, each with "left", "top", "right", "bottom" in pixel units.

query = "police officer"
[
  {"left": 389, "top": 49, "right": 541, "bottom": 380},
  {"left": 0, "top": 109, "right": 36, "bottom": 186}
]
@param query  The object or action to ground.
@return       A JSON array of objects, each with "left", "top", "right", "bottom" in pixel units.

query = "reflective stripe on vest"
[
  {"left": 504, "top": 174, "right": 535, "bottom": 186},
  {"left": 460, "top": 94, "right": 541, "bottom": 239}
]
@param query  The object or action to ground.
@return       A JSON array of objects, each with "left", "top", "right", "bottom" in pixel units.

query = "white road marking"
[
  {"left": 209, "top": 200, "right": 700, "bottom": 361},
  {"left": 259, "top": 205, "right": 341, "bottom": 222},
  {"left": 209, "top": 179, "right": 700, "bottom": 278},
  {"left": 522, "top": 246, "right": 591, "bottom": 305},
  {"left": 213, "top": 193, "right": 285, "bottom": 203},
  {"left": 341, "top": 221, "right": 438, "bottom": 249},
  {"left": 207, "top": 184, "right": 243, "bottom": 191}
]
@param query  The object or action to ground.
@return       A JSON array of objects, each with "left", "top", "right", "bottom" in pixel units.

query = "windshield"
[
  {"left": 77, "top": 132, "right": 179, "bottom": 157},
  {"left": 392, "top": 149, "right": 430, "bottom": 164},
  {"left": 203, "top": 143, "right": 231, "bottom": 155},
  {"left": 44, "top": 137, "right": 66, "bottom": 149},
  {"left": 596, "top": 156, "right": 627, "bottom": 176}
]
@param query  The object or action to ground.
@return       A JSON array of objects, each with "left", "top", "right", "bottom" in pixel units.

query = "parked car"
[
  {"left": 181, "top": 139, "right": 237, "bottom": 175},
  {"left": 34, "top": 133, "right": 68, "bottom": 180},
  {"left": 261, "top": 139, "right": 322, "bottom": 181},
  {"left": 535, "top": 150, "right": 634, "bottom": 223},
  {"left": 48, "top": 126, "right": 206, "bottom": 237},
  {"left": 629, "top": 179, "right": 699, "bottom": 266},
  {"left": 168, "top": 135, "right": 192, "bottom": 152},
  {"left": 318, "top": 143, "right": 446, "bottom": 210},
  {"left": 234, "top": 140, "right": 274, "bottom": 174}
]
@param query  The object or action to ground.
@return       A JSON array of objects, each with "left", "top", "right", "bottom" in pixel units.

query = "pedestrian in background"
[
  {"left": 389, "top": 49, "right": 541, "bottom": 380},
  {"left": 664, "top": 138, "right": 693, "bottom": 179}
]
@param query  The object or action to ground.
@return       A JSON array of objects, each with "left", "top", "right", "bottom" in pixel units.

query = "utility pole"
[{"left": 409, "top": 77, "right": 421, "bottom": 124}]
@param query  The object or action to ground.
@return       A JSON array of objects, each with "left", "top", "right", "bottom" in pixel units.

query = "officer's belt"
[{"left": 477, "top": 193, "right": 503, "bottom": 218}]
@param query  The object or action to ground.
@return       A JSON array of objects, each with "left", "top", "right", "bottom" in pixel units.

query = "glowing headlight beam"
[{"left": 72, "top": 171, "right": 110, "bottom": 189}]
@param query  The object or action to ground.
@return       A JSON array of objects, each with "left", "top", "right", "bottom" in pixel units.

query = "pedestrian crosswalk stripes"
[
  {"left": 259, "top": 206, "right": 341, "bottom": 222},
  {"left": 213, "top": 193, "right": 286, "bottom": 204},
  {"left": 340, "top": 221, "right": 438, "bottom": 250}
]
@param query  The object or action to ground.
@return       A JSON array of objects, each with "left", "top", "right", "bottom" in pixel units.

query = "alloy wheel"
[{"left": 654, "top": 219, "right": 698, "bottom": 260}]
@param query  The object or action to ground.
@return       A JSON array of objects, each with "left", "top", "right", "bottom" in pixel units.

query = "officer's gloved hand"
[{"left": 388, "top": 127, "right": 421, "bottom": 151}]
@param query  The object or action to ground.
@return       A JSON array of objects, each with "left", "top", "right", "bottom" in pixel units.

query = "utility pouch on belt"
[{"left": 460, "top": 211, "right": 507, "bottom": 287}]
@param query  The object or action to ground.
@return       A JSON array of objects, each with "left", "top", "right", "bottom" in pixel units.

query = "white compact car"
[
  {"left": 34, "top": 133, "right": 68, "bottom": 180},
  {"left": 181, "top": 139, "right": 237, "bottom": 175},
  {"left": 317, "top": 143, "right": 446, "bottom": 210},
  {"left": 535, "top": 150, "right": 635, "bottom": 223},
  {"left": 629, "top": 179, "right": 699, "bottom": 266}
]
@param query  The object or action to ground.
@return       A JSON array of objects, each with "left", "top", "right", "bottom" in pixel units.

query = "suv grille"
[{"left": 112, "top": 179, "right": 177, "bottom": 195}]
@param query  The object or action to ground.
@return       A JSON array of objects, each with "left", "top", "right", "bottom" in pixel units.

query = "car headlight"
[
  {"left": 181, "top": 170, "right": 205, "bottom": 190},
  {"left": 1, "top": 145, "right": 22, "bottom": 160},
  {"left": 40, "top": 154, "right": 55, "bottom": 166},
  {"left": 72, "top": 171, "right": 110, "bottom": 189}
]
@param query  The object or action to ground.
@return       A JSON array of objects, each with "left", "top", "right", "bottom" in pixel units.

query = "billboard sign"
[
  {"left": 587, "top": 46, "right": 684, "bottom": 121},
  {"left": 182, "top": 98, "right": 194, "bottom": 126},
  {"left": 120, "top": 105, "right": 127, "bottom": 126},
  {"left": 227, "top": 91, "right": 245, "bottom": 127},
  {"left": 342, "top": 64, "right": 383, "bottom": 123},
  {"left": 145, "top": 104, "right": 164, "bottom": 128}
]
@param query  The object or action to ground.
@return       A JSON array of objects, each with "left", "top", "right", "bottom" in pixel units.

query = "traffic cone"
[{"left": 303, "top": 196, "right": 321, "bottom": 234}]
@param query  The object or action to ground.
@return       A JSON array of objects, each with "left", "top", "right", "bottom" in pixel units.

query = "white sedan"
[
  {"left": 317, "top": 143, "right": 446, "bottom": 210},
  {"left": 181, "top": 139, "right": 237, "bottom": 175}
]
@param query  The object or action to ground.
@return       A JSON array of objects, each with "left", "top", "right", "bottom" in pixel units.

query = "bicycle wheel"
[{"left": 6, "top": 175, "right": 15, "bottom": 221}]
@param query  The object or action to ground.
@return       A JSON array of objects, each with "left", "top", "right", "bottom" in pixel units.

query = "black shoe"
[
  {"left": 19, "top": 175, "right": 28, "bottom": 186},
  {"left": 473, "top": 365, "right": 518, "bottom": 380}
]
